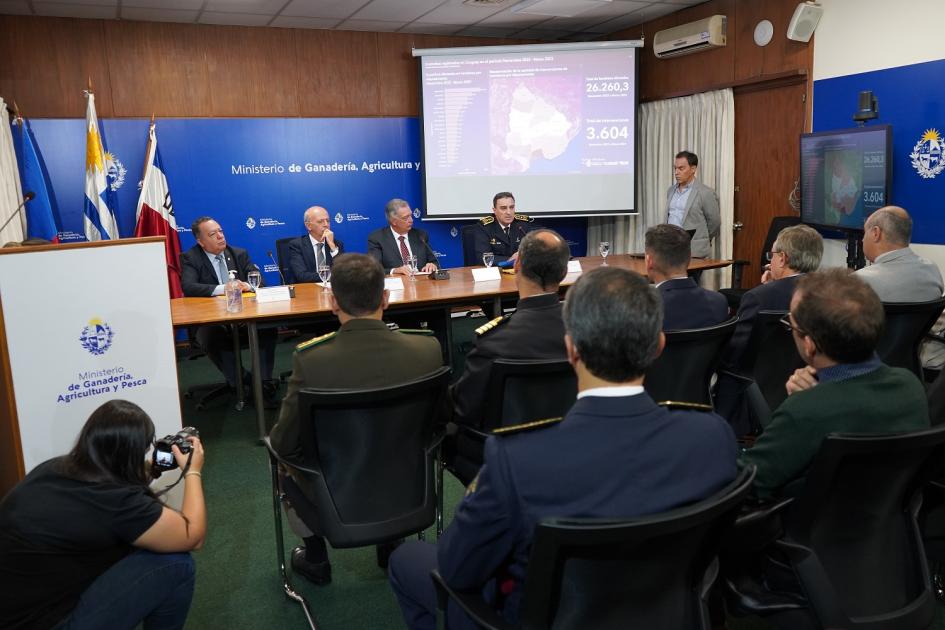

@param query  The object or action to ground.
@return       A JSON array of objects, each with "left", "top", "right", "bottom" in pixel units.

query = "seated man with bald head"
[
  {"left": 856, "top": 205, "right": 943, "bottom": 302},
  {"left": 285, "top": 206, "right": 345, "bottom": 283}
]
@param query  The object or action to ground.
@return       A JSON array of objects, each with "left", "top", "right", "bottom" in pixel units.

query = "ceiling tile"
[
  {"left": 337, "top": 18, "right": 405, "bottom": 31},
  {"left": 456, "top": 25, "right": 523, "bottom": 37},
  {"left": 121, "top": 7, "right": 199, "bottom": 22},
  {"left": 270, "top": 14, "right": 339, "bottom": 28},
  {"left": 477, "top": 9, "right": 554, "bottom": 27},
  {"left": 397, "top": 21, "right": 462, "bottom": 35},
  {"left": 416, "top": 2, "right": 509, "bottom": 26},
  {"left": 199, "top": 11, "right": 272, "bottom": 25},
  {"left": 32, "top": 0, "right": 115, "bottom": 5},
  {"left": 31, "top": 2, "right": 117, "bottom": 18},
  {"left": 0, "top": 0, "right": 31, "bottom": 15},
  {"left": 513, "top": 27, "right": 573, "bottom": 39},
  {"left": 280, "top": 0, "right": 364, "bottom": 19},
  {"left": 123, "top": 0, "right": 203, "bottom": 7},
  {"left": 203, "top": 0, "right": 286, "bottom": 15},
  {"left": 350, "top": 0, "right": 445, "bottom": 22}
]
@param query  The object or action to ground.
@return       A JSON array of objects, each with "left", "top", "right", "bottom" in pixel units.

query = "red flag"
[{"left": 134, "top": 122, "right": 183, "bottom": 298}]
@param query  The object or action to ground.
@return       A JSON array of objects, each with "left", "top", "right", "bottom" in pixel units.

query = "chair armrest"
[
  {"left": 262, "top": 437, "right": 324, "bottom": 479},
  {"left": 431, "top": 570, "right": 514, "bottom": 630},
  {"left": 734, "top": 497, "right": 794, "bottom": 529}
]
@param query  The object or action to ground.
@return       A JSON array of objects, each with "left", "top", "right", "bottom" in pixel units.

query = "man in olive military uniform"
[
  {"left": 451, "top": 229, "right": 570, "bottom": 430},
  {"left": 269, "top": 253, "right": 443, "bottom": 586},
  {"left": 389, "top": 267, "right": 737, "bottom": 630},
  {"left": 472, "top": 192, "right": 537, "bottom": 264}
]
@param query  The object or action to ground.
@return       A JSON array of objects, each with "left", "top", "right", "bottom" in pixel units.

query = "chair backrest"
[
  {"left": 460, "top": 224, "right": 479, "bottom": 267},
  {"left": 780, "top": 426, "right": 945, "bottom": 629},
  {"left": 742, "top": 310, "right": 804, "bottom": 412},
  {"left": 877, "top": 297, "right": 945, "bottom": 378},
  {"left": 645, "top": 317, "right": 738, "bottom": 406},
  {"left": 274, "top": 236, "right": 296, "bottom": 284},
  {"left": 483, "top": 358, "right": 576, "bottom": 431},
  {"left": 758, "top": 216, "right": 802, "bottom": 268},
  {"left": 296, "top": 366, "right": 451, "bottom": 547},
  {"left": 518, "top": 467, "right": 756, "bottom": 630}
]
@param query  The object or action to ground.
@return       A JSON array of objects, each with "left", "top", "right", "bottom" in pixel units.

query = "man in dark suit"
[
  {"left": 268, "top": 254, "right": 443, "bottom": 586},
  {"left": 451, "top": 229, "right": 570, "bottom": 429},
  {"left": 723, "top": 224, "right": 824, "bottom": 371},
  {"left": 366, "top": 199, "right": 438, "bottom": 275},
  {"left": 180, "top": 216, "right": 277, "bottom": 397},
  {"left": 285, "top": 206, "right": 344, "bottom": 283},
  {"left": 388, "top": 267, "right": 737, "bottom": 630},
  {"left": 471, "top": 192, "right": 537, "bottom": 264},
  {"left": 665, "top": 151, "right": 720, "bottom": 259},
  {"left": 645, "top": 223, "right": 729, "bottom": 330}
]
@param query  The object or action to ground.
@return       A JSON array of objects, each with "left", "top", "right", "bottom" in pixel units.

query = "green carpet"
[{"left": 177, "top": 326, "right": 945, "bottom": 629}]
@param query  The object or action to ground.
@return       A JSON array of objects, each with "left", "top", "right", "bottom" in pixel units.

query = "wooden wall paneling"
[
  {"left": 103, "top": 21, "right": 212, "bottom": 117},
  {"left": 297, "top": 30, "right": 380, "bottom": 117},
  {"left": 205, "top": 25, "right": 301, "bottom": 117},
  {"left": 376, "top": 32, "right": 419, "bottom": 117},
  {"left": 761, "top": 0, "right": 813, "bottom": 77},
  {"left": 732, "top": 80, "right": 807, "bottom": 288},
  {"left": 733, "top": 0, "right": 765, "bottom": 81},
  {"left": 0, "top": 16, "right": 114, "bottom": 118}
]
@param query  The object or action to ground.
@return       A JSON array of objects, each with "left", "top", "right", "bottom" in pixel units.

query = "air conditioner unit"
[{"left": 653, "top": 15, "right": 727, "bottom": 59}]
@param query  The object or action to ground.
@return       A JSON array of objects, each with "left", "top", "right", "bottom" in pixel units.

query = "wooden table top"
[{"left": 170, "top": 254, "right": 731, "bottom": 327}]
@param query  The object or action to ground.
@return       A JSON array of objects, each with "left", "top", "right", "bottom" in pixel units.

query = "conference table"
[{"left": 171, "top": 254, "right": 732, "bottom": 440}]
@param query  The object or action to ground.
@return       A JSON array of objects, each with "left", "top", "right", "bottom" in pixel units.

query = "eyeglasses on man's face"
[
  {"left": 780, "top": 313, "right": 807, "bottom": 337},
  {"left": 765, "top": 250, "right": 784, "bottom": 262}
]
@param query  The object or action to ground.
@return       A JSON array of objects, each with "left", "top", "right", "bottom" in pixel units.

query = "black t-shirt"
[{"left": 0, "top": 457, "right": 164, "bottom": 629}]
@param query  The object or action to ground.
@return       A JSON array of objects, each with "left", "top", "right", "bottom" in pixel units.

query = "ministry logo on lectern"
[
  {"left": 79, "top": 318, "right": 115, "bottom": 356},
  {"left": 911, "top": 129, "right": 944, "bottom": 179}
]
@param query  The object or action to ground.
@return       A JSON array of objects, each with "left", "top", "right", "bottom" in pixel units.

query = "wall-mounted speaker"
[{"left": 786, "top": 1, "right": 823, "bottom": 43}]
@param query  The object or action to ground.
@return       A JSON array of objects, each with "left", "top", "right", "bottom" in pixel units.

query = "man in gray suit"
[
  {"left": 856, "top": 205, "right": 943, "bottom": 302},
  {"left": 665, "top": 151, "right": 720, "bottom": 259}
]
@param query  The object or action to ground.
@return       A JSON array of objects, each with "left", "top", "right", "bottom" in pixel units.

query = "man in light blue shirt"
[{"left": 664, "top": 151, "right": 720, "bottom": 259}]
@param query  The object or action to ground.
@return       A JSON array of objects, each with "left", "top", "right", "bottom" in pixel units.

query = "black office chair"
[
  {"left": 275, "top": 236, "right": 296, "bottom": 284},
  {"left": 717, "top": 310, "right": 804, "bottom": 434},
  {"left": 719, "top": 216, "right": 801, "bottom": 310},
  {"left": 461, "top": 224, "right": 480, "bottom": 267},
  {"left": 877, "top": 297, "right": 945, "bottom": 379},
  {"left": 645, "top": 317, "right": 737, "bottom": 406},
  {"left": 263, "top": 366, "right": 451, "bottom": 629},
  {"left": 448, "top": 358, "right": 576, "bottom": 486},
  {"left": 433, "top": 466, "right": 756, "bottom": 630},
  {"left": 728, "top": 426, "right": 945, "bottom": 630}
]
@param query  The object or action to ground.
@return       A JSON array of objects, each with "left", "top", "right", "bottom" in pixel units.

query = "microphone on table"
[
  {"left": 0, "top": 191, "right": 35, "bottom": 233},
  {"left": 266, "top": 250, "right": 295, "bottom": 297},
  {"left": 420, "top": 233, "right": 450, "bottom": 280}
]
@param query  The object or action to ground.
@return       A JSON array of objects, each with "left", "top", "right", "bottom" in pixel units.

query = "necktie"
[
  {"left": 503, "top": 226, "right": 510, "bottom": 239},
  {"left": 399, "top": 235, "right": 410, "bottom": 266},
  {"left": 316, "top": 242, "right": 326, "bottom": 268},
  {"left": 215, "top": 254, "right": 229, "bottom": 285}
]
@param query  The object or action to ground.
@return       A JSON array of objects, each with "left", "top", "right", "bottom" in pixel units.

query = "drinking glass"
[
  {"left": 407, "top": 254, "right": 418, "bottom": 281},
  {"left": 247, "top": 270, "right": 261, "bottom": 293},
  {"left": 599, "top": 241, "right": 611, "bottom": 265},
  {"left": 482, "top": 252, "right": 495, "bottom": 268},
  {"left": 317, "top": 264, "right": 331, "bottom": 291}
]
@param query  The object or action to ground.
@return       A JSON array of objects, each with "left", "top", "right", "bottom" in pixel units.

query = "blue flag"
[{"left": 15, "top": 119, "right": 60, "bottom": 242}]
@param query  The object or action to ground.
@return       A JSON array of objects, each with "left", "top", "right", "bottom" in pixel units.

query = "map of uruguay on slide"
[{"left": 491, "top": 78, "right": 582, "bottom": 174}]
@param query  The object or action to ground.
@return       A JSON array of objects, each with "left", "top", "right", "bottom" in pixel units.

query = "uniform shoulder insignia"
[
  {"left": 479, "top": 215, "right": 495, "bottom": 225},
  {"left": 513, "top": 213, "right": 533, "bottom": 222},
  {"left": 475, "top": 315, "right": 508, "bottom": 336},
  {"left": 398, "top": 328, "right": 434, "bottom": 336},
  {"left": 295, "top": 331, "right": 336, "bottom": 352},
  {"left": 465, "top": 472, "right": 479, "bottom": 496},
  {"left": 493, "top": 417, "right": 562, "bottom": 436},
  {"left": 657, "top": 400, "right": 714, "bottom": 412}
]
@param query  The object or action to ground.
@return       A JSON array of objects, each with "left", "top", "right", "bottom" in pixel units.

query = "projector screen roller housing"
[{"left": 414, "top": 41, "right": 640, "bottom": 219}]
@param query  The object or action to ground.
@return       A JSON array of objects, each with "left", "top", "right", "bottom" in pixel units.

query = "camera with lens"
[{"left": 152, "top": 427, "right": 199, "bottom": 472}]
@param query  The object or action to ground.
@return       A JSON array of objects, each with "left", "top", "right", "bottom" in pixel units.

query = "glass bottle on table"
[{"left": 225, "top": 270, "right": 243, "bottom": 314}]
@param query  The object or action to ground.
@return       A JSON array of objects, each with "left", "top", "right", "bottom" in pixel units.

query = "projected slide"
[{"left": 419, "top": 44, "right": 637, "bottom": 218}]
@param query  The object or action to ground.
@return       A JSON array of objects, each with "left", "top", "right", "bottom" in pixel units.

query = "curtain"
[
  {"left": 588, "top": 88, "right": 735, "bottom": 289},
  {"left": 0, "top": 97, "right": 25, "bottom": 245}
]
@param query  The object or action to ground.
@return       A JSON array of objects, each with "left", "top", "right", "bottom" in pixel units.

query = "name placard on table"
[
  {"left": 472, "top": 267, "right": 502, "bottom": 282},
  {"left": 255, "top": 286, "right": 293, "bottom": 303},
  {"left": 567, "top": 260, "right": 583, "bottom": 274},
  {"left": 385, "top": 277, "right": 405, "bottom": 292}
]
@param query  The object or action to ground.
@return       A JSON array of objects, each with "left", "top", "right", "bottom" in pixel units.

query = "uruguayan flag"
[{"left": 83, "top": 91, "right": 119, "bottom": 241}]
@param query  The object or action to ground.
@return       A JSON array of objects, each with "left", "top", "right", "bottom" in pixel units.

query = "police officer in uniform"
[
  {"left": 472, "top": 192, "right": 537, "bottom": 264},
  {"left": 388, "top": 267, "right": 737, "bottom": 630},
  {"left": 268, "top": 253, "right": 443, "bottom": 586},
  {"left": 451, "top": 229, "right": 570, "bottom": 432}
]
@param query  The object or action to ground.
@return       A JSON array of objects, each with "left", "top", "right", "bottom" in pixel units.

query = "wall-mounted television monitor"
[{"left": 799, "top": 125, "right": 891, "bottom": 232}]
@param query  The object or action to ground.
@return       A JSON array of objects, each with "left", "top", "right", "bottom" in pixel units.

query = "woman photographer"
[{"left": 0, "top": 400, "right": 206, "bottom": 629}]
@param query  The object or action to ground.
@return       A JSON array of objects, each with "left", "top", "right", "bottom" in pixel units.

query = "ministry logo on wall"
[
  {"left": 911, "top": 129, "right": 944, "bottom": 179},
  {"left": 104, "top": 152, "right": 126, "bottom": 191},
  {"left": 246, "top": 217, "right": 256, "bottom": 229},
  {"left": 80, "top": 318, "right": 115, "bottom": 356},
  {"left": 413, "top": 208, "right": 421, "bottom": 219},
  {"left": 334, "top": 212, "right": 344, "bottom": 224}
]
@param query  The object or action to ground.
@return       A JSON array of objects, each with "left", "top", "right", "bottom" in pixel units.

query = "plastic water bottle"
[{"left": 225, "top": 269, "right": 243, "bottom": 314}]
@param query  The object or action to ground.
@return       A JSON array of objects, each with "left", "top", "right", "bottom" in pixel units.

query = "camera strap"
[{"left": 154, "top": 450, "right": 194, "bottom": 498}]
